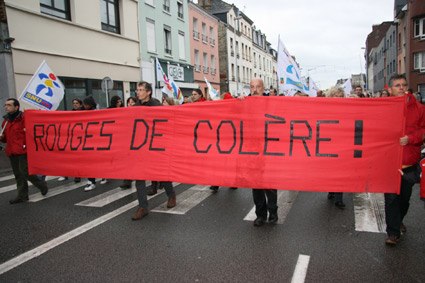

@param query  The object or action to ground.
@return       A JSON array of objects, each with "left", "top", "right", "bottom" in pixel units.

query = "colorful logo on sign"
[{"left": 36, "top": 73, "right": 61, "bottom": 97}]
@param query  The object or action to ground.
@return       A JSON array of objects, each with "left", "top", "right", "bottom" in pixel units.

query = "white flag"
[
  {"left": 155, "top": 57, "right": 183, "bottom": 103},
  {"left": 204, "top": 77, "right": 220, "bottom": 100},
  {"left": 308, "top": 77, "right": 319, "bottom": 97},
  {"left": 277, "top": 37, "right": 304, "bottom": 96},
  {"left": 341, "top": 79, "right": 352, "bottom": 97},
  {"left": 19, "top": 60, "right": 64, "bottom": 111}
]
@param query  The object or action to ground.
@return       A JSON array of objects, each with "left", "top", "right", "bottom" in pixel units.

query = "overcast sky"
[{"left": 223, "top": 0, "right": 395, "bottom": 89}]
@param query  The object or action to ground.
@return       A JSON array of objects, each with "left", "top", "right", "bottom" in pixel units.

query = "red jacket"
[
  {"left": 0, "top": 111, "right": 27, "bottom": 156},
  {"left": 403, "top": 92, "right": 425, "bottom": 166}
]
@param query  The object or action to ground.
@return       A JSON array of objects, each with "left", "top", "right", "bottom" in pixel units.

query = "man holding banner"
[
  {"left": 384, "top": 74, "right": 425, "bottom": 245},
  {"left": 1, "top": 99, "right": 48, "bottom": 204},
  {"left": 131, "top": 81, "right": 177, "bottom": 221},
  {"left": 239, "top": 78, "right": 278, "bottom": 227}
]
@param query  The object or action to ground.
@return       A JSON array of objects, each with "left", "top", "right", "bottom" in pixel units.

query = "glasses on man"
[{"left": 136, "top": 89, "right": 146, "bottom": 92}]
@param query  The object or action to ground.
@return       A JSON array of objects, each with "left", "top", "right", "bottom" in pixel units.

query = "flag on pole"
[
  {"left": 204, "top": 77, "right": 220, "bottom": 100},
  {"left": 19, "top": 60, "right": 64, "bottom": 111},
  {"left": 307, "top": 77, "right": 319, "bottom": 97},
  {"left": 155, "top": 58, "right": 183, "bottom": 104},
  {"left": 341, "top": 79, "right": 352, "bottom": 97},
  {"left": 277, "top": 36, "right": 304, "bottom": 96}
]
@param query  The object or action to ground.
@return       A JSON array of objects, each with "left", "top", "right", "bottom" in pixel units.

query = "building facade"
[
  {"left": 188, "top": 1, "right": 220, "bottom": 98},
  {"left": 2, "top": 0, "right": 140, "bottom": 110},
  {"left": 139, "top": 0, "right": 197, "bottom": 99}
]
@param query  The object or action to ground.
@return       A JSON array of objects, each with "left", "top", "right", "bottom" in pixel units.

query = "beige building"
[{"left": 2, "top": 0, "right": 140, "bottom": 110}]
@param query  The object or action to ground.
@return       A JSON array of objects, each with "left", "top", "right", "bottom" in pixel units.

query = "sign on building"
[{"left": 167, "top": 64, "right": 184, "bottom": 81}]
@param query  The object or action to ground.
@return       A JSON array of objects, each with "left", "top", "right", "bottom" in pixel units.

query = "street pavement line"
[
  {"left": 353, "top": 193, "right": 386, "bottom": 233},
  {"left": 151, "top": 185, "right": 211, "bottom": 215},
  {"left": 0, "top": 174, "right": 14, "bottom": 182},
  {"left": 243, "top": 190, "right": 298, "bottom": 224},
  {"left": 75, "top": 181, "right": 149, "bottom": 207},
  {"left": 0, "top": 200, "right": 139, "bottom": 275},
  {"left": 0, "top": 176, "right": 58, "bottom": 195},
  {"left": 291, "top": 254, "right": 310, "bottom": 283}
]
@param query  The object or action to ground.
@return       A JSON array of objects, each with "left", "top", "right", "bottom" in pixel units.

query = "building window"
[
  {"left": 211, "top": 55, "right": 216, "bottom": 75},
  {"left": 203, "top": 52, "right": 208, "bottom": 73},
  {"left": 101, "top": 0, "right": 120, "bottom": 34},
  {"left": 413, "top": 52, "right": 425, "bottom": 71},
  {"left": 202, "top": 23, "right": 208, "bottom": 43},
  {"left": 163, "top": 0, "right": 170, "bottom": 12},
  {"left": 177, "top": 2, "right": 183, "bottom": 19},
  {"left": 414, "top": 18, "right": 425, "bottom": 38},
  {"left": 164, "top": 25, "right": 172, "bottom": 55},
  {"left": 193, "top": 18, "right": 199, "bottom": 40},
  {"left": 209, "top": 27, "right": 215, "bottom": 46},
  {"left": 146, "top": 19, "right": 156, "bottom": 52},
  {"left": 40, "top": 0, "right": 70, "bottom": 20},
  {"left": 178, "top": 31, "right": 185, "bottom": 60},
  {"left": 194, "top": 50, "right": 200, "bottom": 72}
]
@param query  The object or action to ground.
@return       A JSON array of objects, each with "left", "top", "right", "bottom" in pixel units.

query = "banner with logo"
[
  {"left": 25, "top": 96, "right": 406, "bottom": 193},
  {"left": 19, "top": 60, "right": 65, "bottom": 111}
]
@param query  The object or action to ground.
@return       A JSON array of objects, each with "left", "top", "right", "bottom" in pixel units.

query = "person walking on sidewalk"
[
  {"left": 131, "top": 82, "right": 177, "bottom": 220},
  {"left": 1, "top": 98, "right": 48, "bottom": 204}
]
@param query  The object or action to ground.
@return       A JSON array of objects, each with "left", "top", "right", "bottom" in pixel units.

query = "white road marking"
[
  {"left": 0, "top": 174, "right": 14, "bottom": 182},
  {"left": 353, "top": 193, "right": 386, "bottom": 233},
  {"left": 151, "top": 185, "right": 212, "bottom": 214},
  {"left": 291, "top": 254, "right": 310, "bottom": 283},
  {"left": 243, "top": 190, "right": 298, "bottom": 224},
  {"left": 0, "top": 176, "right": 58, "bottom": 194},
  {"left": 0, "top": 200, "right": 139, "bottom": 275}
]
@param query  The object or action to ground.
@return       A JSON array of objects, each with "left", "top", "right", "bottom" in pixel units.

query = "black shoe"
[
  {"left": 41, "top": 186, "right": 48, "bottom": 196},
  {"left": 74, "top": 177, "right": 81, "bottom": 183},
  {"left": 209, "top": 186, "right": 219, "bottom": 192},
  {"left": 120, "top": 184, "right": 131, "bottom": 189},
  {"left": 328, "top": 192, "right": 335, "bottom": 199},
  {"left": 253, "top": 217, "right": 266, "bottom": 227},
  {"left": 230, "top": 187, "right": 238, "bottom": 190},
  {"left": 335, "top": 201, "right": 346, "bottom": 209},
  {"left": 268, "top": 214, "right": 278, "bottom": 223},
  {"left": 9, "top": 197, "right": 29, "bottom": 204}
]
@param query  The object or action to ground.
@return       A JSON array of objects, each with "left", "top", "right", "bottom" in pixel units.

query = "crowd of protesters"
[{"left": 2, "top": 73, "right": 424, "bottom": 247}]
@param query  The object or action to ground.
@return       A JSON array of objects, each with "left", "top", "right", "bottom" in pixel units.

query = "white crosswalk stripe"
[
  {"left": 0, "top": 176, "right": 58, "bottom": 194},
  {"left": 243, "top": 190, "right": 298, "bottom": 224},
  {"left": 0, "top": 174, "right": 14, "bottom": 182},
  {"left": 151, "top": 184, "right": 213, "bottom": 215}
]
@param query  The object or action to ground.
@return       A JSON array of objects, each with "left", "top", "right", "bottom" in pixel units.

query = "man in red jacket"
[
  {"left": 384, "top": 74, "right": 425, "bottom": 245},
  {"left": 1, "top": 98, "right": 48, "bottom": 204}
]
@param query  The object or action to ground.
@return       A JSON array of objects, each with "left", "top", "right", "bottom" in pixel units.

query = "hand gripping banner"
[{"left": 25, "top": 96, "right": 406, "bottom": 193}]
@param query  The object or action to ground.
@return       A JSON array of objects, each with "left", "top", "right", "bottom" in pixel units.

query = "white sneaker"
[
  {"left": 100, "top": 178, "right": 108, "bottom": 185},
  {"left": 58, "top": 177, "right": 68, "bottom": 181},
  {"left": 84, "top": 182, "right": 96, "bottom": 191}
]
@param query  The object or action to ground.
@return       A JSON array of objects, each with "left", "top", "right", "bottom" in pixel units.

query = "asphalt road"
[{"left": 0, "top": 171, "right": 425, "bottom": 282}]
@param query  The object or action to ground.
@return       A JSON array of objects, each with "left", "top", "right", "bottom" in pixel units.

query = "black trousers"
[
  {"left": 384, "top": 167, "right": 415, "bottom": 237},
  {"left": 252, "top": 189, "right": 278, "bottom": 219}
]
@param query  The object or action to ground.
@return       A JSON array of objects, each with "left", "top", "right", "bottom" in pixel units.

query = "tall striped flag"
[
  {"left": 155, "top": 58, "right": 183, "bottom": 104},
  {"left": 204, "top": 77, "right": 220, "bottom": 100}
]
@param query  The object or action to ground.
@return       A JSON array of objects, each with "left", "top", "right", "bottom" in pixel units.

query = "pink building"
[{"left": 189, "top": 2, "right": 220, "bottom": 98}]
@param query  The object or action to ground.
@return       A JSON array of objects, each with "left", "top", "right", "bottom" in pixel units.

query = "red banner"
[{"left": 25, "top": 96, "right": 406, "bottom": 193}]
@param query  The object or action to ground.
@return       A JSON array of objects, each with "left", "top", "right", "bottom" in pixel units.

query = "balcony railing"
[
  {"left": 178, "top": 12, "right": 183, "bottom": 19},
  {"left": 203, "top": 66, "right": 209, "bottom": 74},
  {"left": 210, "top": 38, "right": 215, "bottom": 46},
  {"left": 163, "top": 4, "right": 170, "bottom": 12},
  {"left": 211, "top": 68, "right": 216, "bottom": 75},
  {"left": 202, "top": 34, "right": 208, "bottom": 43},
  {"left": 231, "top": 51, "right": 234, "bottom": 56},
  {"left": 193, "top": 31, "right": 199, "bottom": 40},
  {"left": 195, "top": 64, "right": 201, "bottom": 72},
  {"left": 236, "top": 53, "right": 240, "bottom": 59},
  {"left": 165, "top": 48, "right": 172, "bottom": 55}
]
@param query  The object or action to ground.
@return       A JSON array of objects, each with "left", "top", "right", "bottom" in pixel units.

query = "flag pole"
[{"left": 0, "top": 121, "right": 8, "bottom": 136}]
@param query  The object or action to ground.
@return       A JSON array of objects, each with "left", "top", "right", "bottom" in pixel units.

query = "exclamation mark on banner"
[{"left": 354, "top": 120, "right": 363, "bottom": 158}]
